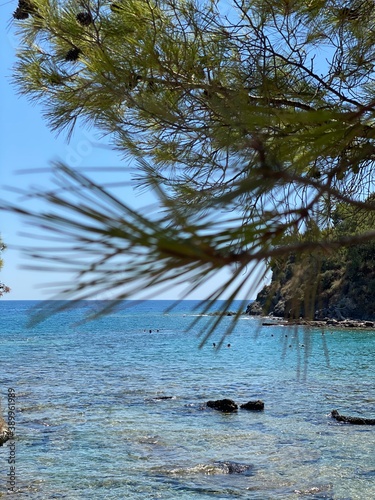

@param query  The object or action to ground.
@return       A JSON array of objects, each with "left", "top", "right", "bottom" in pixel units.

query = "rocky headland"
[{"left": 245, "top": 232, "right": 375, "bottom": 327}]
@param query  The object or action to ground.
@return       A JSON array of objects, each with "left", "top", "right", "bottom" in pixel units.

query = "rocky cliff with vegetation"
[{"left": 248, "top": 199, "right": 375, "bottom": 321}]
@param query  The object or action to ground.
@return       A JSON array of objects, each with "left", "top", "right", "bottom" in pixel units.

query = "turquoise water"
[{"left": 0, "top": 300, "right": 374, "bottom": 499}]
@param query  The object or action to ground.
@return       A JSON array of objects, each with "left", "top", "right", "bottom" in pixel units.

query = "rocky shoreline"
[
  {"left": 259, "top": 317, "right": 375, "bottom": 329},
  {"left": 207, "top": 308, "right": 375, "bottom": 329},
  {"left": 245, "top": 298, "right": 375, "bottom": 329}
]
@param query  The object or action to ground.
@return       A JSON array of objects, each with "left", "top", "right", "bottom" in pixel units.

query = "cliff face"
[
  {"left": 248, "top": 241, "right": 375, "bottom": 321},
  {"left": 248, "top": 196, "right": 375, "bottom": 321}
]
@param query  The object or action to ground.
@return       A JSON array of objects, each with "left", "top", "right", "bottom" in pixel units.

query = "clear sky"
[{"left": 0, "top": 4, "right": 266, "bottom": 302}]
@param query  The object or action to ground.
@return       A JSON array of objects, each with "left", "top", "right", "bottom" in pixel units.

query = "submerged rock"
[
  {"left": 165, "top": 460, "right": 254, "bottom": 476},
  {"left": 146, "top": 395, "right": 175, "bottom": 402},
  {"left": 212, "top": 461, "right": 254, "bottom": 475},
  {"left": 240, "top": 400, "right": 265, "bottom": 411},
  {"left": 206, "top": 399, "right": 238, "bottom": 412}
]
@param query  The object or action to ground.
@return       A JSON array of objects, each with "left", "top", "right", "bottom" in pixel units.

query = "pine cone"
[
  {"left": 13, "top": 7, "right": 29, "bottom": 19},
  {"left": 76, "top": 11, "right": 93, "bottom": 26},
  {"left": 13, "top": 0, "right": 36, "bottom": 19},
  {"left": 65, "top": 47, "right": 81, "bottom": 62}
]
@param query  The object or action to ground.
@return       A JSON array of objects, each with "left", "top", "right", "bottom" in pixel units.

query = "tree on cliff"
[
  {"left": 6, "top": 0, "right": 375, "bottom": 330},
  {"left": 0, "top": 241, "right": 10, "bottom": 298}
]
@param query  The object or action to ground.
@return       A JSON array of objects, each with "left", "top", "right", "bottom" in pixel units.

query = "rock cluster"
[
  {"left": 206, "top": 399, "right": 264, "bottom": 413},
  {"left": 152, "top": 397, "right": 375, "bottom": 426}
]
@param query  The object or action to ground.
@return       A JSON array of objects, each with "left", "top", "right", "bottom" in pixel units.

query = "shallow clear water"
[{"left": 0, "top": 300, "right": 374, "bottom": 499}]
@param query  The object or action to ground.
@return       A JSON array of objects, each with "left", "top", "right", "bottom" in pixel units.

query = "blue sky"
[{"left": 0, "top": 4, "right": 265, "bottom": 301}]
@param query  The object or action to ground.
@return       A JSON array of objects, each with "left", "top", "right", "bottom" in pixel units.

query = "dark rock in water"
[
  {"left": 213, "top": 461, "right": 254, "bottom": 475},
  {"left": 0, "top": 420, "right": 10, "bottom": 446},
  {"left": 166, "top": 460, "right": 254, "bottom": 476},
  {"left": 331, "top": 409, "right": 375, "bottom": 425},
  {"left": 147, "top": 396, "right": 174, "bottom": 402},
  {"left": 240, "top": 400, "right": 264, "bottom": 411},
  {"left": 206, "top": 399, "right": 238, "bottom": 412}
]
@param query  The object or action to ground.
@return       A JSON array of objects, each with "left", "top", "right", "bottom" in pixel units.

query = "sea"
[{"left": 0, "top": 300, "right": 374, "bottom": 499}]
